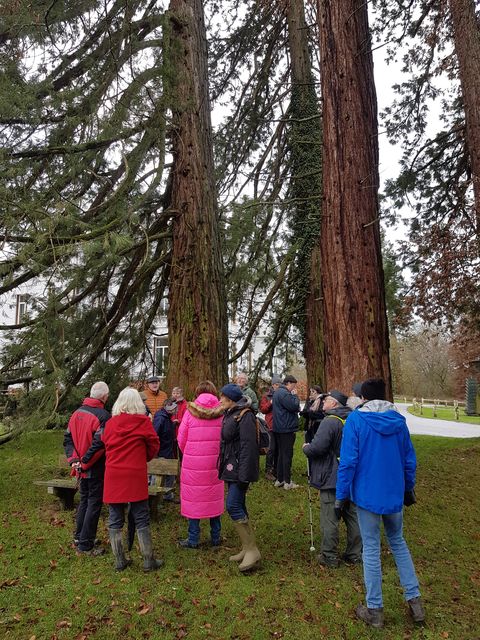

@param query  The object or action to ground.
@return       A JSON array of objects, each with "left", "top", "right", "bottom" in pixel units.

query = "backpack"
[{"left": 236, "top": 408, "right": 271, "bottom": 455}]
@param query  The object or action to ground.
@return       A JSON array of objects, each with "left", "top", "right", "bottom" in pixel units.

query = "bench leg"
[
  {"left": 149, "top": 495, "right": 160, "bottom": 522},
  {"left": 53, "top": 487, "right": 76, "bottom": 510}
]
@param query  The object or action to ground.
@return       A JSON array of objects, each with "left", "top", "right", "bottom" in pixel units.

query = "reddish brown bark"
[
  {"left": 165, "top": 0, "right": 228, "bottom": 397},
  {"left": 286, "top": 0, "right": 325, "bottom": 389},
  {"left": 316, "top": 0, "right": 392, "bottom": 398},
  {"left": 449, "top": 0, "right": 480, "bottom": 243}
]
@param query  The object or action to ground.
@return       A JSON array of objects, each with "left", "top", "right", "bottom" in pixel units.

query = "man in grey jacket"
[{"left": 302, "top": 390, "right": 362, "bottom": 567}]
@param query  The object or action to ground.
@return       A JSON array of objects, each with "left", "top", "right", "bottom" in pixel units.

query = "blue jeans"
[
  {"left": 187, "top": 517, "right": 222, "bottom": 545},
  {"left": 226, "top": 482, "right": 249, "bottom": 521},
  {"left": 357, "top": 507, "right": 420, "bottom": 608}
]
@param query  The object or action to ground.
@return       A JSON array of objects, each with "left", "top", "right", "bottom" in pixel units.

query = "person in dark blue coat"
[
  {"left": 272, "top": 375, "right": 300, "bottom": 489},
  {"left": 336, "top": 378, "right": 424, "bottom": 629},
  {"left": 152, "top": 399, "right": 178, "bottom": 501}
]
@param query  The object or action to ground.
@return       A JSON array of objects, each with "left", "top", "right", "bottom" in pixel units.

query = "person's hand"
[
  {"left": 404, "top": 489, "right": 416, "bottom": 506},
  {"left": 334, "top": 499, "right": 348, "bottom": 519},
  {"left": 302, "top": 443, "right": 308, "bottom": 449}
]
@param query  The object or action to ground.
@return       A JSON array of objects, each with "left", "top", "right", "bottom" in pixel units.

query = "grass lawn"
[
  {"left": 1, "top": 431, "right": 480, "bottom": 640},
  {"left": 407, "top": 406, "right": 480, "bottom": 425}
]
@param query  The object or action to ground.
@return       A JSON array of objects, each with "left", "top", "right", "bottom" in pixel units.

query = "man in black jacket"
[{"left": 302, "top": 390, "right": 362, "bottom": 568}]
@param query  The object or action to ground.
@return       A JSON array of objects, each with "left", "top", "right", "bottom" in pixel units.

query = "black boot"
[
  {"left": 355, "top": 603, "right": 384, "bottom": 628},
  {"left": 408, "top": 597, "right": 425, "bottom": 623},
  {"left": 108, "top": 528, "right": 131, "bottom": 571},
  {"left": 137, "top": 527, "right": 163, "bottom": 572}
]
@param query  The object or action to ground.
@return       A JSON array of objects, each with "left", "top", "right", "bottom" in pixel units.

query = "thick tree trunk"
[
  {"left": 165, "top": 0, "right": 228, "bottom": 397},
  {"left": 286, "top": 0, "right": 324, "bottom": 389},
  {"left": 449, "top": 0, "right": 480, "bottom": 244},
  {"left": 316, "top": 0, "right": 392, "bottom": 398}
]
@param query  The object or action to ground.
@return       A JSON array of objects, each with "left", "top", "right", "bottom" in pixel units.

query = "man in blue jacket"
[
  {"left": 272, "top": 375, "right": 300, "bottom": 489},
  {"left": 335, "top": 378, "right": 424, "bottom": 628}
]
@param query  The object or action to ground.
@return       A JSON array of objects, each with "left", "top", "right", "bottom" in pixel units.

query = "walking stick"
[{"left": 305, "top": 435, "right": 316, "bottom": 553}]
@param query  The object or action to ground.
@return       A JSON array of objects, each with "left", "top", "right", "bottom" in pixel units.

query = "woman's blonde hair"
[{"left": 112, "top": 387, "right": 146, "bottom": 416}]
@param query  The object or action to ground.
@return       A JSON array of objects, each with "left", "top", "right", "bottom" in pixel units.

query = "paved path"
[{"left": 396, "top": 403, "right": 480, "bottom": 438}]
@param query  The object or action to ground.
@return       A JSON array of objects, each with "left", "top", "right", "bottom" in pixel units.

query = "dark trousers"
[
  {"left": 75, "top": 475, "right": 104, "bottom": 551},
  {"left": 275, "top": 432, "right": 296, "bottom": 484},
  {"left": 108, "top": 499, "right": 150, "bottom": 530},
  {"left": 320, "top": 489, "right": 362, "bottom": 562},
  {"left": 265, "top": 430, "right": 277, "bottom": 475}
]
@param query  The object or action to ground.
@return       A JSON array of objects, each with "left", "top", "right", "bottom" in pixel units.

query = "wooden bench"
[{"left": 34, "top": 456, "right": 179, "bottom": 521}]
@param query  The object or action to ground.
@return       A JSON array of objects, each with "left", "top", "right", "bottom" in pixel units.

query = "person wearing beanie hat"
[
  {"left": 220, "top": 383, "right": 243, "bottom": 402},
  {"left": 218, "top": 384, "right": 261, "bottom": 572},
  {"left": 302, "top": 390, "right": 362, "bottom": 568},
  {"left": 259, "top": 375, "right": 282, "bottom": 480},
  {"left": 336, "top": 378, "right": 424, "bottom": 628},
  {"left": 271, "top": 375, "right": 301, "bottom": 489}
]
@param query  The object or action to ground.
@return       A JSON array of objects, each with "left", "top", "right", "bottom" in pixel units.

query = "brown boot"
[
  {"left": 236, "top": 520, "right": 261, "bottom": 572},
  {"left": 408, "top": 597, "right": 425, "bottom": 623},
  {"left": 355, "top": 603, "right": 384, "bottom": 629}
]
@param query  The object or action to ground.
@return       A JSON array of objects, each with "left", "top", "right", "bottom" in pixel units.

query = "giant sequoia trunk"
[
  {"left": 449, "top": 0, "right": 480, "bottom": 245},
  {"left": 316, "top": 0, "right": 392, "bottom": 397},
  {"left": 286, "top": 0, "right": 324, "bottom": 389},
  {"left": 165, "top": 0, "right": 228, "bottom": 396}
]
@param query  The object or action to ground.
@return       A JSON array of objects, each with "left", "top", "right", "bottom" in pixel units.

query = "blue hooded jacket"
[{"left": 336, "top": 401, "right": 416, "bottom": 514}]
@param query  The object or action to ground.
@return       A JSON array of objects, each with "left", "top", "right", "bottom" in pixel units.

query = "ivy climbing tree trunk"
[
  {"left": 165, "top": 0, "right": 228, "bottom": 396},
  {"left": 448, "top": 0, "right": 480, "bottom": 244},
  {"left": 316, "top": 0, "right": 392, "bottom": 397},
  {"left": 286, "top": 0, "right": 324, "bottom": 389}
]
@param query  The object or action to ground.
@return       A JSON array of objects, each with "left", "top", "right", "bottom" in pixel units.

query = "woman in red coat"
[{"left": 102, "top": 387, "right": 162, "bottom": 572}]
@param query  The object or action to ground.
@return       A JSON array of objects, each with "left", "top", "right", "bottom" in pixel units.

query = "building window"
[
  {"left": 15, "top": 294, "right": 28, "bottom": 323},
  {"left": 153, "top": 337, "right": 168, "bottom": 376}
]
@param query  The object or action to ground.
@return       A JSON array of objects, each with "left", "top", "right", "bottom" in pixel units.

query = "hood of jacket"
[
  {"left": 82, "top": 397, "right": 106, "bottom": 409},
  {"left": 359, "top": 399, "right": 397, "bottom": 413},
  {"left": 108, "top": 412, "right": 150, "bottom": 434},
  {"left": 225, "top": 395, "right": 252, "bottom": 416},
  {"left": 355, "top": 404, "right": 405, "bottom": 436},
  {"left": 325, "top": 405, "right": 351, "bottom": 420},
  {"left": 188, "top": 393, "right": 223, "bottom": 420}
]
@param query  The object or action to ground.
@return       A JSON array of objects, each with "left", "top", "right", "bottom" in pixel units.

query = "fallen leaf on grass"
[
  {"left": 87, "top": 597, "right": 96, "bottom": 605},
  {"left": 138, "top": 604, "right": 153, "bottom": 615},
  {"left": 49, "top": 560, "right": 58, "bottom": 569},
  {"left": 441, "top": 633, "right": 449, "bottom": 639},
  {"left": 56, "top": 620, "right": 72, "bottom": 629},
  {"left": 0, "top": 579, "right": 20, "bottom": 589},
  {"left": 92, "top": 577, "right": 101, "bottom": 585}
]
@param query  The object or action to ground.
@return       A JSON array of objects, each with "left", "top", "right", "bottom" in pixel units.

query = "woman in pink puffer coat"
[{"left": 177, "top": 382, "right": 225, "bottom": 548}]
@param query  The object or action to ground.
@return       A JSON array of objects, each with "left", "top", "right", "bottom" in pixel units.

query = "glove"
[
  {"left": 404, "top": 489, "right": 416, "bottom": 506},
  {"left": 334, "top": 499, "right": 348, "bottom": 520},
  {"left": 237, "top": 481, "right": 249, "bottom": 491}
]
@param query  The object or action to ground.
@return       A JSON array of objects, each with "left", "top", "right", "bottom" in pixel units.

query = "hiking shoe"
[
  {"left": 355, "top": 603, "right": 384, "bottom": 628},
  {"left": 317, "top": 554, "right": 339, "bottom": 568},
  {"left": 274, "top": 480, "right": 284, "bottom": 488},
  {"left": 342, "top": 554, "right": 362, "bottom": 565},
  {"left": 284, "top": 482, "right": 300, "bottom": 490},
  {"left": 76, "top": 546, "right": 106, "bottom": 557},
  {"left": 408, "top": 596, "right": 425, "bottom": 623},
  {"left": 178, "top": 539, "right": 199, "bottom": 549}
]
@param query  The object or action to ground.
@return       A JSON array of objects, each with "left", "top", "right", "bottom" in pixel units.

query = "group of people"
[{"left": 63, "top": 372, "right": 425, "bottom": 629}]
